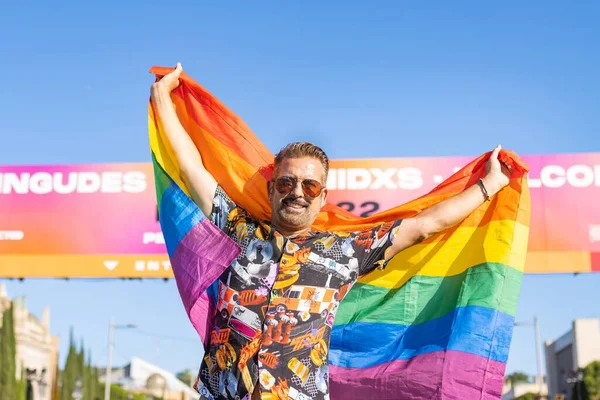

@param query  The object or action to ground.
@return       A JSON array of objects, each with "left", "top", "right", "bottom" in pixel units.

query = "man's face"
[{"left": 269, "top": 157, "right": 328, "bottom": 233}]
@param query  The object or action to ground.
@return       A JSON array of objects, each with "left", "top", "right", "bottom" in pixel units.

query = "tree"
[
  {"left": 176, "top": 369, "right": 193, "bottom": 386},
  {"left": 571, "top": 379, "right": 590, "bottom": 400},
  {"left": 505, "top": 371, "right": 530, "bottom": 386},
  {"left": 92, "top": 366, "right": 102, "bottom": 399},
  {"left": 76, "top": 340, "right": 86, "bottom": 400},
  {"left": 60, "top": 328, "right": 78, "bottom": 400},
  {"left": 98, "top": 382, "right": 160, "bottom": 400},
  {"left": 53, "top": 359, "right": 61, "bottom": 400},
  {"left": 16, "top": 376, "right": 27, "bottom": 400},
  {"left": 60, "top": 334, "right": 102, "bottom": 400},
  {"left": 83, "top": 351, "right": 93, "bottom": 400},
  {"left": 583, "top": 361, "right": 600, "bottom": 400},
  {"left": 515, "top": 393, "right": 537, "bottom": 400},
  {"left": 0, "top": 301, "right": 17, "bottom": 399}
]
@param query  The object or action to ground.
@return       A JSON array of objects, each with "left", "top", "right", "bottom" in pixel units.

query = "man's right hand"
[
  {"left": 149, "top": 62, "right": 219, "bottom": 218},
  {"left": 151, "top": 62, "right": 183, "bottom": 97}
]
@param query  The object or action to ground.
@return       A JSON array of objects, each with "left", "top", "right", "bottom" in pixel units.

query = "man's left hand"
[{"left": 482, "top": 145, "right": 512, "bottom": 196}]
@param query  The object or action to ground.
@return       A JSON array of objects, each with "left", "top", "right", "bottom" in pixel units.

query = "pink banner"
[{"left": 1, "top": 152, "right": 598, "bottom": 277}]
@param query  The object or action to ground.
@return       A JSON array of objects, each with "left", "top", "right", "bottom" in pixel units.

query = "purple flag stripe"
[
  {"left": 329, "top": 350, "right": 505, "bottom": 400},
  {"left": 171, "top": 218, "right": 240, "bottom": 342}
]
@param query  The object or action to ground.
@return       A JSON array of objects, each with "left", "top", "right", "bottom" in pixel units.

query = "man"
[{"left": 151, "top": 63, "right": 511, "bottom": 400}]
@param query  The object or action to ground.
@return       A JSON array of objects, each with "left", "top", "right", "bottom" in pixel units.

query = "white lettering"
[
  {"left": 134, "top": 260, "right": 171, "bottom": 271},
  {"left": 336, "top": 169, "right": 347, "bottom": 190},
  {"left": 370, "top": 168, "right": 397, "bottom": 190},
  {"left": 1, "top": 173, "right": 29, "bottom": 194},
  {"left": 143, "top": 232, "right": 165, "bottom": 245},
  {"left": 0, "top": 171, "right": 148, "bottom": 195},
  {"left": 540, "top": 165, "right": 566, "bottom": 188},
  {"left": 54, "top": 172, "right": 78, "bottom": 194},
  {"left": 123, "top": 172, "right": 147, "bottom": 193},
  {"left": 30, "top": 172, "right": 53, "bottom": 194},
  {"left": 590, "top": 225, "right": 600, "bottom": 243},
  {"left": 527, "top": 173, "right": 542, "bottom": 189},
  {"left": 397, "top": 167, "right": 422, "bottom": 189},
  {"left": 326, "top": 170, "right": 336, "bottom": 190},
  {"left": 135, "top": 261, "right": 145, "bottom": 271},
  {"left": 528, "top": 164, "right": 600, "bottom": 189},
  {"left": 346, "top": 168, "right": 371, "bottom": 190},
  {"left": 101, "top": 172, "right": 123, "bottom": 193},
  {"left": 77, "top": 172, "right": 101, "bottom": 193},
  {"left": 567, "top": 165, "right": 594, "bottom": 188},
  {"left": 147, "top": 261, "right": 160, "bottom": 271},
  {"left": 0, "top": 231, "right": 24, "bottom": 240}
]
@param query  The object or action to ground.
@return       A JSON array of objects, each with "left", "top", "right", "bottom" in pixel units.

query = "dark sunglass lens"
[
  {"left": 275, "top": 177, "right": 294, "bottom": 193},
  {"left": 302, "top": 180, "right": 322, "bottom": 197}
]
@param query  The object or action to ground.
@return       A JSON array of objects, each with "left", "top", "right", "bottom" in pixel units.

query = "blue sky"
[{"left": 1, "top": 1, "right": 600, "bottom": 379}]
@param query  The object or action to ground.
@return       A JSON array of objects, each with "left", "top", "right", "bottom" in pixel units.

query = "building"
[
  {"left": 0, "top": 283, "right": 60, "bottom": 400},
  {"left": 100, "top": 356, "right": 199, "bottom": 400},
  {"left": 545, "top": 318, "right": 600, "bottom": 399}
]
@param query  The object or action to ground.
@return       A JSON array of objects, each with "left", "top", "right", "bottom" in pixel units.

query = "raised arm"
[
  {"left": 385, "top": 145, "right": 511, "bottom": 260},
  {"left": 150, "top": 63, "right": 217, "bottom": 217}
]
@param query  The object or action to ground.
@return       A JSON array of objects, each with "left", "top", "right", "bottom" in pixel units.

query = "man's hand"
[
  {"left": 481, "top": 145, "right": 511, "bottom": 197},
  {"left": 149, "top": 62, "right": 218, "bottom": 217},
  {"left": 151, "top": 62, "right": 183, "bottom": 98},
  {"left": 385, "top": 145, "right": 515, "bottom": 260}
]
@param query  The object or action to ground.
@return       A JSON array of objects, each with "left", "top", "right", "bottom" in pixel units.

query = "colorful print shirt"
[{"left": 196, "top": 187, "right": 402, "bottom": 400}]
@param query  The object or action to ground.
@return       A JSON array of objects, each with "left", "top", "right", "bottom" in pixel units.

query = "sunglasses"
[{"left": 273, "top": 176, "right": 324, "bottom": 198}]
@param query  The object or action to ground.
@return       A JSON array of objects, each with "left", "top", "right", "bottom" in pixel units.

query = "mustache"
[{"left": 281, "top": 197, "right": 310, "bottom": 207}]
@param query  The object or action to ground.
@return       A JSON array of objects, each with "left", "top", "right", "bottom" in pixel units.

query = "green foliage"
[
  {"left": 60, "top": 328, "right": 79, "bottom": 400},
  {"left": 98, "top": 382, "right": 160, "bottom": 400},
  {"left": 176, "top": 369, "right": 193, "bottom": 385},
  {"left": 571, "top": 379, "right": 590, "bottom": 400},
  {"left": 0, "top": 301, "right": 17, "bottom": 399},
  {"left": 583, "top": 361, "right": 600, "bottom": 400},
  {"left": 58, "top": 329, "right": 102, "bottom": 400},
  {"left": 505, "top": 371, "right": 531, "bottom": 386},
  {"left": 568, "top": 361, "right": 600, "bottom": 400},
  {"left": 16, "top": 377, "right": 27, "bottom": 400},
  {"left": 515, "top": 393, "right": 537, "bottom": 400}
]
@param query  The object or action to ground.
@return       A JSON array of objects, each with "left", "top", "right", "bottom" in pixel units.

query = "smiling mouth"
[{"left": 282, "top": 200, "right": 308, "bottom": 212}]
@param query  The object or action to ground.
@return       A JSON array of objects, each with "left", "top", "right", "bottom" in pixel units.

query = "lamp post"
[
  {"left": 25, "top": 367, "right": 48, "bottom": 400},
  {"left": 104, "top": 319, "right": 136, "bottom": 400},
  {"left": 565, "top": 370, "right": 584, "bottom": 400},
  {"left": 514, "top": 316, "right": 544, "bottom": 395}
]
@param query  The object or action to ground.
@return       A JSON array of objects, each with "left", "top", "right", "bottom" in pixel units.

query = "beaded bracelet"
[{"left": 477, "top": 179, "right": 490, "bottom": 201}]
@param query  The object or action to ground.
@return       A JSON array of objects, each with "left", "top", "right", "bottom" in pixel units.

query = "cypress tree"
[
  {"left": 77, "top": 339, "right": 85, "bottom": 398},
  {"left": 0, "top": 301, "right": 17, "bottom": 399},
  {"left": 83, "top": 351, "right": 93, "bottom": 400},
  {"left": 0, "top": 302, "right": 6, "bottom": 397},
  {"left": 16, "top": 366, "right": 27, "bottom": 400},
  {"left": 93, "top": 366, "right": 102, "bottom": 399},
  {"left": 53, "top": 360, "right": 60, "bottom": 400},
  {"left": 60, "top": 328, "right": 78, "bottom": 400}
]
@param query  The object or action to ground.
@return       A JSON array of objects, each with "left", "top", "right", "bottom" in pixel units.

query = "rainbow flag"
[{"left": 148, "top": 66, "right": 531, "bottom": 399}]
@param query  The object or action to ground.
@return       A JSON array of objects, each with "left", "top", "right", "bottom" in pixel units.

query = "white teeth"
[{"left": 285, "top": 202, "right": 305, "bottom": 209}]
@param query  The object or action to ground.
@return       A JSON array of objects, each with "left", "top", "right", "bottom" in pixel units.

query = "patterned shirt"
[{"left": 196, "top": 187, "right": 402, "bottom": 400}]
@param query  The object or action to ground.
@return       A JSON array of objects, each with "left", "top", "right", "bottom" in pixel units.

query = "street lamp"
[
  {"left": 514, "top": 316, "right": 544, "bottom": 395},
  {"left": 566, "top": 370, "right": 584, "bottom": 400},
  {"left": 104, "top": 319, "right": 136, "bottom": 400},
  {"left": 25, "top": 367, "right": 48, "bottom": 399}
]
